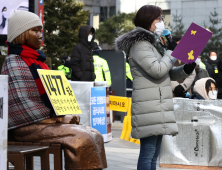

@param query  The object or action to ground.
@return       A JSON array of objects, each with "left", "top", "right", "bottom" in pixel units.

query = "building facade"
[
  {"left": 80, "top": 0, "right": 116, "bottom": 29},
  {"left": 116, "top": 0, "right": 222, "bottom": 30}
]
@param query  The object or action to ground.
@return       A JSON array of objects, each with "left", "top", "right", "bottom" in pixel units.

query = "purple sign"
[{"left": 172, "top": 23, "right": 212, "bottom": 64}]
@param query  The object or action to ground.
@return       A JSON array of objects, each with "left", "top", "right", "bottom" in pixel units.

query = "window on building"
[
  {"left": 110, "top": 7, "right": 116, "bottom": 18},
  {"left": 100, "top": 7, "right": 107, "bottom": 22},
  {"left": 86, "top": 14, "right": 90, "bottom": 25},
  {"left": 100, "top": 6, "right": 116, "bottom": 22}
]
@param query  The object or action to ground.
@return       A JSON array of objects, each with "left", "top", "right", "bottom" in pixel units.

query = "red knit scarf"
[{"left": 7, "top": 42, "right": 54, "bottom": 116}]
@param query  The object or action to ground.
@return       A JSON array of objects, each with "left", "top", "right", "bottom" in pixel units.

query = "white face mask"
[
  {"left": 208, "top": 90, "right": 218, "bottom": 100},
  {"left": 154, "top": 21, "right": 165, "bottom": 36},
  {"left": 210, "top": 55, "right": 217, "bottom": 61},
  {"left": 88, "top": 35, "right": 93, "bottom": 42},
  {"left": 195, "top": 58, "right": 201, "bottom": 65}
]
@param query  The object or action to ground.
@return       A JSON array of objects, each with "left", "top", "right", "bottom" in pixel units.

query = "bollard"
[
  {"left": 120, "top": 116, "right": 128, "bottom": 140},
  {"left": 109, "top": 95, "right": 140, "bottom": 144},
  {"left": 120, "top": 98, "right": 130, "bottom": 140},
  {"left": 123, "top": 98, "right": 132, "bottom": 141},
  {"left": 135, "top": 139, "right": 140, "bottom": 145},
  {"left": 120, "top": 98, "right": 140, "bottom": 144}
]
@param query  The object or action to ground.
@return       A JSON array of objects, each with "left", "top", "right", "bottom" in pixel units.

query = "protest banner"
[
  {"left": 91, "top": 87, "right": 112, "bottom": 142},
  {"left": 38, "top": 69, "right": 82, "bottom": 115},
  {"left": 172, "top": 23, "right": 212, "bottom": 64}
]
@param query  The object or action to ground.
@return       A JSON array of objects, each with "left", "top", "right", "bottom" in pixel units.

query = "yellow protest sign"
[
  {"left": 109, "top": 95, "right": 128, "bottom": 112},
  {"left": 37, "top": 69, "right": 82, "bottom": 115}
]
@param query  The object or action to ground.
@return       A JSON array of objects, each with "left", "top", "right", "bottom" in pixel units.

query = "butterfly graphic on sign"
[
  {"left": 191, "top": 30, "right": 197, "bottom": 35},
  {"left": 188, "top": 50, "right": 195, "bottom": 60}
]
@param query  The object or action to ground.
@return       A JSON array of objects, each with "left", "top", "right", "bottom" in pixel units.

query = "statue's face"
[{"left": 25, "top": 26, "right": 42, "bottom": 50}]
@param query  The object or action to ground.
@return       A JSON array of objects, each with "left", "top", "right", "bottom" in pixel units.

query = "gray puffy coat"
[{"left": 115, "top": 27, "right": 188, "bottom": 139}]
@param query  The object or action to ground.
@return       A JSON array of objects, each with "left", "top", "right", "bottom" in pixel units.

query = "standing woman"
[{"left": 115, "top": 5, "right": 196, "bottom": 170}]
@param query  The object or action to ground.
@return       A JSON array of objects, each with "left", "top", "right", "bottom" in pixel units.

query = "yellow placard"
[
  {"left": 109, "top": 95, "right": 128, "bottom": 112},
  {"left": 37, "top": 69, "right": 82, "bottom": 115}
]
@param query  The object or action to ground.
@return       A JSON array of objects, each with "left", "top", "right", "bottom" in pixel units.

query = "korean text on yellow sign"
[
  {"left": 37, "top": 69, "right": 82, "bottom": 115},
  {"left": 109, "top": 95, "right": 128, "bottom": 112}
]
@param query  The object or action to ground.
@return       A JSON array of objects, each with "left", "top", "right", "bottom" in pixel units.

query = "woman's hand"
[
  {"left": 159, "top": 37, "right": 167, "bottom": 46},
  {"left": 183, "top": 62, "right": 196, "bottom": 75}
]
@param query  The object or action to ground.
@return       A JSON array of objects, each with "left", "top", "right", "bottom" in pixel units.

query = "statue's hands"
[
  {"left": 36, "top": 115, "right": 80, "bottom": 125},
  {"left": 35, "top": 117, "right": 57, "bottom": 124},
  {"left": 56, "top": 115, "right": 80, "bottom": 125}
]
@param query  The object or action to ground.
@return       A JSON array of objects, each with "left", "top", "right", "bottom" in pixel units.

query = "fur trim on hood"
[
  {"left": 193, "top": 77, "right": 215, "bottom": 100},
  {"left": 115, "top": 27, "right": 155, "bottom": 53}
]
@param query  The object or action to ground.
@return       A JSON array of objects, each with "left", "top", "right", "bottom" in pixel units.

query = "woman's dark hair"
[
  {"left": 133, "top": 5, "right": 162, "bottom": 30},
  {"left": 172, "top": 35, "right": 182, "bottom": 43},
  {"left": 205, "top": 79, "right": 218, "bottom": 94},
  {"left": 2, "top": 7, "right": 6, "bottom": 12}
]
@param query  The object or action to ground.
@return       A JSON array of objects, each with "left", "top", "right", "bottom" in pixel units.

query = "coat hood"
[
  {"left": 79, "top": 25, "right": 95, "bottom": 48},
  {"left": 114, "top": 27, "right": 155, "bottom": 54},
  {"left": 193, "top": 77, "right": 215, "bottom": 100}
]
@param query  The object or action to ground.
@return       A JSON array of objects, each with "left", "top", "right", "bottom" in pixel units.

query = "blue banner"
[{"left": 91, "top": 87, "right": 106, "bottom": 134}]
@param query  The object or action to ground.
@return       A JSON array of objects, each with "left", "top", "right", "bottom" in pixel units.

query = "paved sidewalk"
[{"left": 105, "top": 129, "right": 195, "bottom": 170}]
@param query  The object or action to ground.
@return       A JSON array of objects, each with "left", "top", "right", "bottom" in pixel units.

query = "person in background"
[
  {"left": 126, "top": 55, "right": 133, "bottom": 97},
  {"left": 93, "top": 42, "right": 112, "bottom": 86},
  {"left": 207, "top": 58, "right": 222, "bottom": 99},
  {"left": 70, "top": 26, "right": 96, "bottom": 81},
  {"left": 205, "top": 51, "right": 218, "bottom": 76},
  {"left": 115, "top": 5, "right": 196, "bottom": 170},
  {"left": 57, "top": 56, "right": 71, "bottom": 79},
  {"left": 171, "top": 35, "right": 182, "bottom": 43},
  {"left": 191, "top": 56, "right": 209, "bottom": 93},
  {"left": 190, "top": 78, "right": 218, "bottom": 100},
  {"left": 171, "top": 35, "right": 196, "bottom": 98}
]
